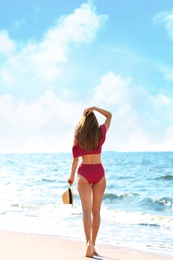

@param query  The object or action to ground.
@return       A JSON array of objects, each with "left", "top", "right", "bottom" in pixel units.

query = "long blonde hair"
[{"left": 75, "top": 112, "right": 102, "bottom": 151}]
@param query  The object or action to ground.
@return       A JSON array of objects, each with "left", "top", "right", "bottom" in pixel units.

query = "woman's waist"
[{"left": 81, "top": 154, "right": 101, "bottom": 164}]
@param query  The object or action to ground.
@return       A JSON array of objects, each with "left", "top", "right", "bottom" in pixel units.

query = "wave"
[
  {"left": 102, "top": 209, "right": 173, "bottom": 228},
  {"left": 103, "top": 192, "right": 173, "bottom": 211},
  {"left": 159, "top": 174, "right": 173, "bottom": 180},
  {"left": 103, "top": 192, "right": 139, "bottom": 200},
  {"left": 138, "top": 197, "right": 173, "bottom": 212},
  {"left": 41, "top": 178, "right": 56, "bottom": 183},
  {"left": 1, "top": 200, "right": 173, "bottom": 230},
  {"left": 152, "top": 197, "right": 173, "bottom": 207}
]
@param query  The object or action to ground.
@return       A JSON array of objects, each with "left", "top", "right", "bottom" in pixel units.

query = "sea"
[{"left": 0, "top": 152, "right": 173, "bottom": 258}]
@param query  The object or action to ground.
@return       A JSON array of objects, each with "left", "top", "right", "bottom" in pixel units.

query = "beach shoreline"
[{"left": 0, "top": 230, "right": 171, "bottom": 260}]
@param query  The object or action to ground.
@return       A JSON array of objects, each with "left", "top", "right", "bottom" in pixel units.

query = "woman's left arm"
[{"left": 68, "top": 157, "right": 79, "bottom": 186}]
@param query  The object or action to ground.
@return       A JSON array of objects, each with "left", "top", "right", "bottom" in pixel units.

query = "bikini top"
[{"left": 72, "top": 124, "right": 106, "bottom": 158}]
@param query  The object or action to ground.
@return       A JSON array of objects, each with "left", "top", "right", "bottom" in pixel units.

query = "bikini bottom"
[{"left": 78, "top": 164, "right": 105, "bottom": 185}]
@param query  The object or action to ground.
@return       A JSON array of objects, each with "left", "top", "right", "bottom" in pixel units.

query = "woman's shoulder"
[{"left": 100, "top": 124, "right": 106, "bottom": 135}]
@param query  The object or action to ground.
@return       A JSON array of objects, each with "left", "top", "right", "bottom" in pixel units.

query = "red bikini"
[{"left": 72, "top": 124, "right": 106, "bottom": 184}]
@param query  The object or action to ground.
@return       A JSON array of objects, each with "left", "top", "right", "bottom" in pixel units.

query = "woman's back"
[{"left": 81, "top": 153, "right": 101, "bottom": 164}]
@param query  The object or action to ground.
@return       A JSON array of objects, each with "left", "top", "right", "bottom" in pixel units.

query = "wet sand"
[{"left": 0, "top": 230, "right": 171, "bottom": 260}]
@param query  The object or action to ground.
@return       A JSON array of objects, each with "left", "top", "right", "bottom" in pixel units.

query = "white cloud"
[
  {"left": 150, "top": 93, "right": 171, "bottom": 108},
  {"left": 90, "top": 72, "right": 173, "bottom": 152},
  {"left": 0, "top": 70, "right": 173, "bottom": 153},
  {"left": 92, "top": 72, "right": 132, "bottom": 105},
  {"left": 0, "top": 31, "right": 16, "bottom": 55},
  {"left": 153, "top": 11, "right": 173, "bottom": 41},
  {"left": 58, "top": 3, "right": 106, "bottom": 43},
  {"left": 0, "top": 4, "right": 173, "bottom": 153},
  {"left": 0, "top": 2, "right": 109, "bottom": 153},
  {"left": 0, "top": 91, "right": 84, "bottom": 153},
  {"left": 0, "top": 3, "right": 107, "bottom": 91}
]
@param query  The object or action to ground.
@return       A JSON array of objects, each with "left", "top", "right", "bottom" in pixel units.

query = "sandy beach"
[{"left": 0, "top": 230, "right": 171, "bottom": 260}]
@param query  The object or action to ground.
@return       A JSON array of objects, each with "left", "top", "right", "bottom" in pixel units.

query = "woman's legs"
[
  {"left": 77, "top": 174, "right": 106, "bottom": 256},
  {"left": 91, "top": 176, "right": 106, "bottom": 247}
]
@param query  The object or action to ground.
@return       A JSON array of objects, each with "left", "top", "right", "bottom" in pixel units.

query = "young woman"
[{"left": 68, "top": 106, "right": 112, "bottom": 258}]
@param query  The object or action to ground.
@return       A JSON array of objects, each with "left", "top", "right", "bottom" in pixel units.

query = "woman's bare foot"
[
  {"left": 93, "top": 247, "right": 99, "bottom": 256},
  {"left": 86, "top": 242, "right": 93, "bottom": 258}
]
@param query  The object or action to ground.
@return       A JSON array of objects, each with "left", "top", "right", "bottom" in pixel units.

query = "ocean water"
[{"left": 0, "top": 152, "right": 173, "bottom": 258}]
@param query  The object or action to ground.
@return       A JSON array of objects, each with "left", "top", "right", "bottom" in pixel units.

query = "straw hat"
[{"left": 62, "top": 186, "right": 74, "bottom": 205}]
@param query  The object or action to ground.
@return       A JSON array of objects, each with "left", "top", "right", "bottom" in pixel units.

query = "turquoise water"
[{"left": 0, "top": 152, "right": 173, "bottom": 257}]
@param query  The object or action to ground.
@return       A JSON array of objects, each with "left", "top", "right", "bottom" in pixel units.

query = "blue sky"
[{"left": 0, "top": 0, "right": 173, "bottom": 153}]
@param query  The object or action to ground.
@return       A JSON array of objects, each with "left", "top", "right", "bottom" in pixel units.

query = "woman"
[{"left": 68, "top": 106, "right": 112, "bottom": 258}]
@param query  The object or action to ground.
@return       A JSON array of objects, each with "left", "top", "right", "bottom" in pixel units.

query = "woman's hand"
[
  {"left": 83, "top": 107, "right": 94, "bottom": 116},
  {"left": 68, "top": 176, "right": 74, "bottom": 186}
]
